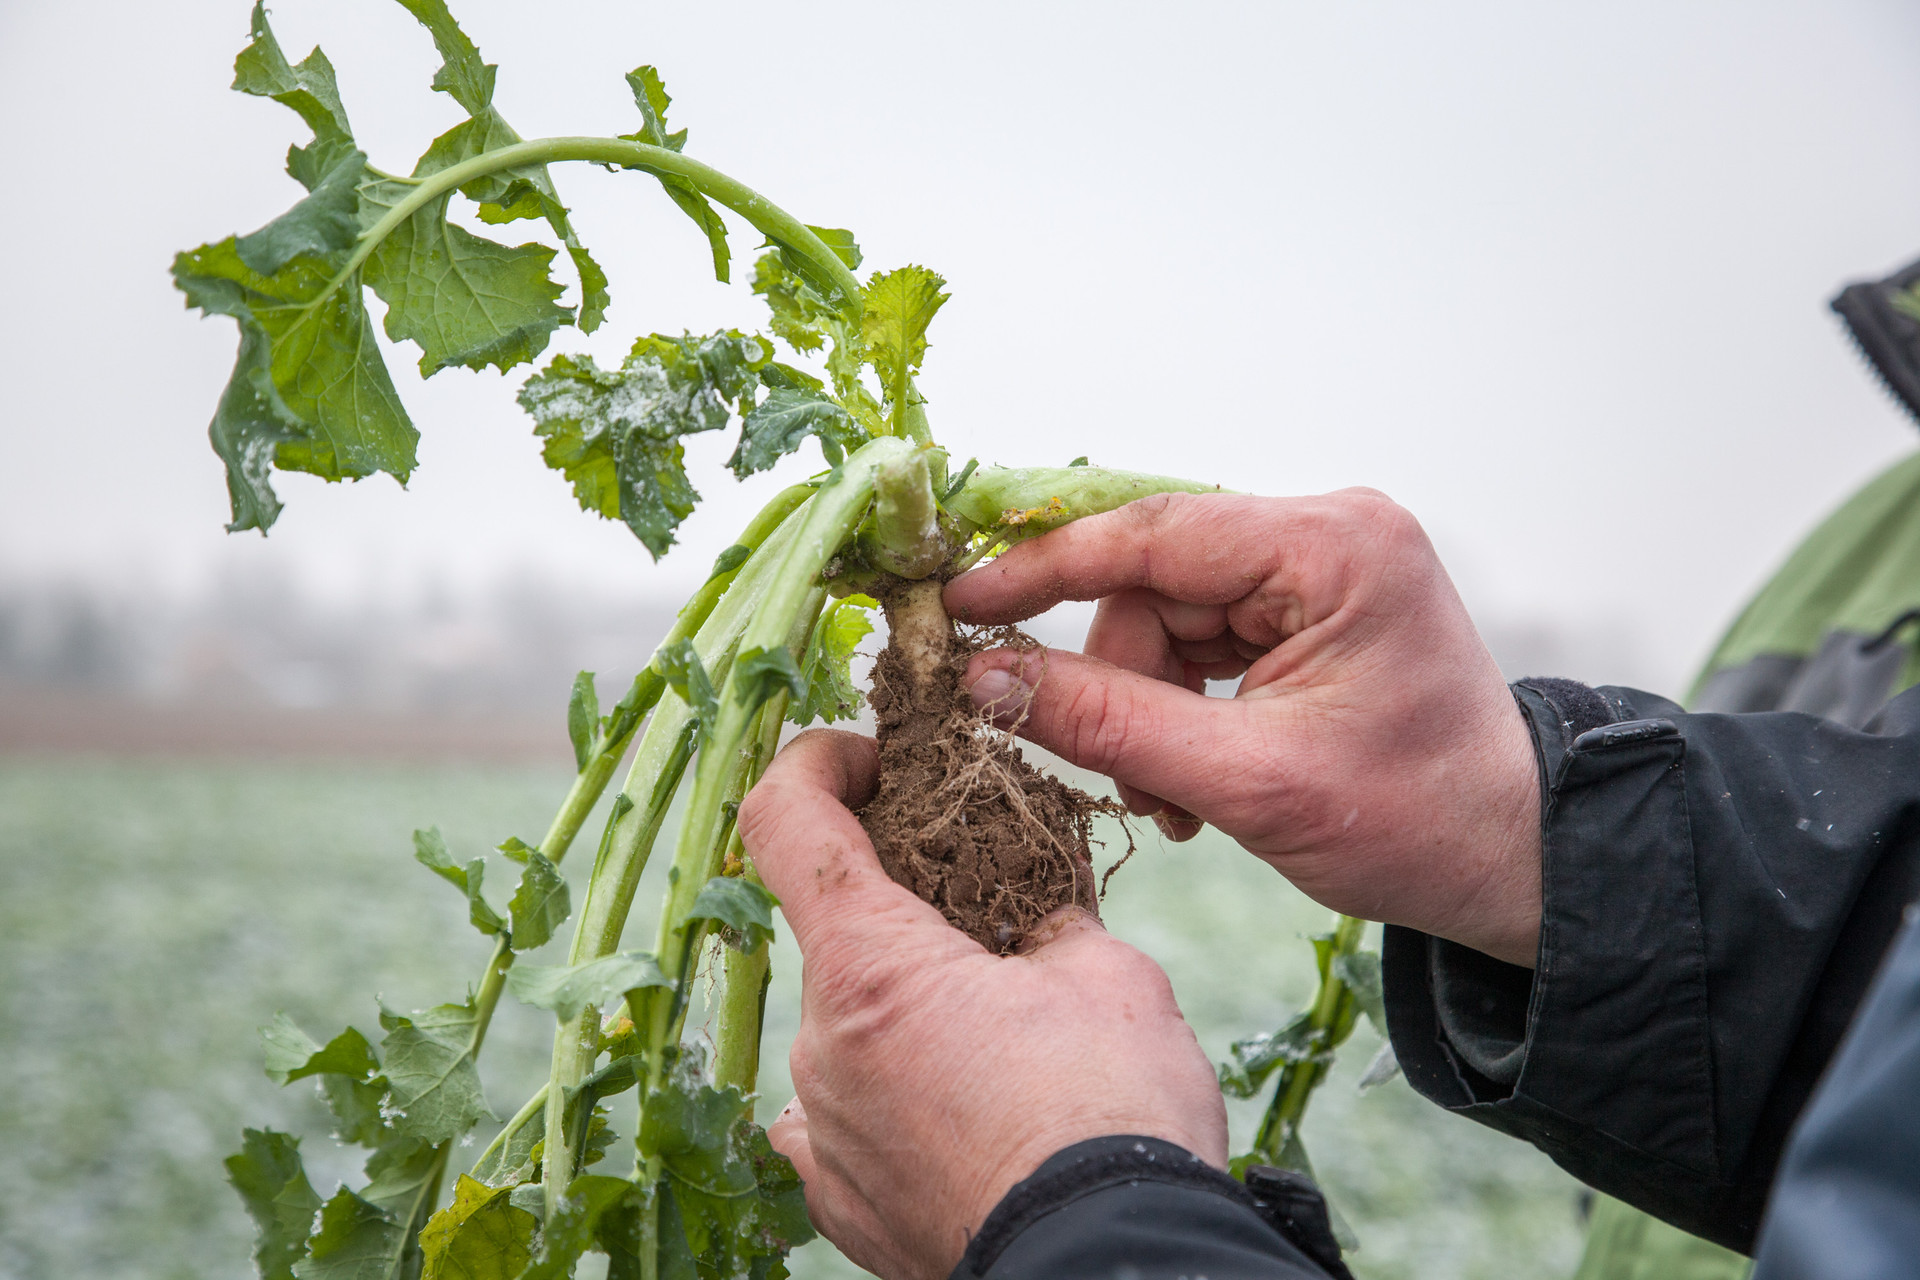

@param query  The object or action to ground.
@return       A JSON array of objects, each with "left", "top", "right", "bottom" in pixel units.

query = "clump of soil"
[{"left": 858, "top": 578, "right": 1125, "bottom": 953}]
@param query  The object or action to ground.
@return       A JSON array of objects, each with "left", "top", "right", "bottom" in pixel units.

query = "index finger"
[
  {"left": 946, "top": 491, "right": 1365, "bottom": 627},
  {"left": 737, "top": 728, "right": 953, "bottom": 964}
]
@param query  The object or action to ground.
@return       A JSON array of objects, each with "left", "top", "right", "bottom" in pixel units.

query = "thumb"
[{"left": 964, "top": 647, "right": 1241, "bottom": 825}]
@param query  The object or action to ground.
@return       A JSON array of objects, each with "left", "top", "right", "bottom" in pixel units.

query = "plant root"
[{"left": 859, "top": 578, "right": 1128, "bottom": 953}]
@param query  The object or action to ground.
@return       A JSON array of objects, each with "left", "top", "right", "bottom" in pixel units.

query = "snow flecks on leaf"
[
  {"left": 518, "top": 332, "right": 769, "bottom": 557},
  {"left": 792, "top": 595, "right": 875, "bottom": 726},
  {"left": 753, "top": 249, "right": 880, "bottom": 431},
  {"left": 296, "top": 1187, "right": 409, "bottom": 1280},
  {"left": 378, "top": 999, "right": 493, "bottom": 1145},
  {"left": 639, "top": 1051, "right": 815, "bottom": 1278}
]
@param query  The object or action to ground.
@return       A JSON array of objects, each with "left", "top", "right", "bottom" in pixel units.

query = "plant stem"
[
  {"left": 1251, "top": 914, "right": 1367, "bottom": 1164},
  {"left": 709, "top": 695, "right": 789, "bottom": 1093},
  {"left": 314, "top": 139, "right": 863, "bottom": 328}
]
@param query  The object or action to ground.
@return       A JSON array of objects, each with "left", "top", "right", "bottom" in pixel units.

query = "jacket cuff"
[
  {"left": 951, "top": 1136, "right": 1343, "bottom": 1280},
  {"left": 1383, "top": 679, "right": 1721, "bottom": 1207}
]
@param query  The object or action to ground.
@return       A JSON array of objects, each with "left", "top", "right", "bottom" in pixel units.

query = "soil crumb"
[{"left": 858, "top": 583, "right": 1125, "bottom": 953}]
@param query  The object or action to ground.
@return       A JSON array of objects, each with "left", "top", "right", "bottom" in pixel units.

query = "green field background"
[{"left": 0, "top": 756, "right": 1583, "bottom": 1279}]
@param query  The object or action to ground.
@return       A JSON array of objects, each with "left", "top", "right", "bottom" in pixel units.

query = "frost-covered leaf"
[
  {"left": 640, "top": 1052, "right": 815, "bottom": 1278},
  {"left": 521, "top": 1175, "right": 639, "bottom": 1280},
  {"left": 506, "top": 951, "right": 673, "bottom": 1021},
  {"left": 295, "top": 1187, "right": 408, "bottom": 1280},
  {"left": 1219, "top": 1011, "right": 1321, "bottom": 1099},
  {"left": 1331, "top": 950, "right": 1387, "bottom": 1037},
  {"left": 621, "top": 66, "right": 730, "bottom": 282},
  {"left": 792, "top": 595, "right": 875, "bottom": 726},
  {"left": 419, "top": 1174, "right": 537, "bottom": 1280},
  {"left": 507, "top": 850, "right": 569, "bottom": 951},
  {"left": 379, "top": 999, "right": 492, "bottom": 1145},
  {"left": 684, "top": 876, "right": 779, "bottom": 951},
  {"left": 861, "top": 265, "right": 948, "bottom": 405},
  {"left": 517, "top": 333, "right": 768, "bottom": 557},
  {"left": 227, "top": 1128, "right": 323, "bottom": 1280},
  {"left": 732, "top": 646, "right": 805, "bottom": 716},
  {"left": 730, "top": 385, "right": 864, "bottom": 477},
  {"left": 567, "top": 671, "right": 600, "bottom": 770}
]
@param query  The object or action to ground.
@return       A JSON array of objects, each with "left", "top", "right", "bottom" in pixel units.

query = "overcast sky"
[{"left": 4, "top": 0, "right": 1919, "bottom": 694}]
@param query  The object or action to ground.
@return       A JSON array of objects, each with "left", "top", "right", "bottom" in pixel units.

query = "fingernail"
[{"left": 968, "top": 667, "right": 1030, "bottom": 719}]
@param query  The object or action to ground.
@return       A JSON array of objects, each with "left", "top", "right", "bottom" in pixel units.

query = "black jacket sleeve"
[
  {"left": 1383, "top": 678, "right": 1920, "bottom": 1253},
  {"left": 949, "top": 1137, "right": 1344, "bottom": 1280}
]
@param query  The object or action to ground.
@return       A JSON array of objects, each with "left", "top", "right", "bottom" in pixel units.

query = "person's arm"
[{"left": 1382, "top": 676, "right": 1920, "bottom": 1253}]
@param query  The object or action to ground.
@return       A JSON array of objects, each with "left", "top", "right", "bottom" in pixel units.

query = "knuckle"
[{"left": 1057, "top": 678, "right": 1135, "bottom": 774}]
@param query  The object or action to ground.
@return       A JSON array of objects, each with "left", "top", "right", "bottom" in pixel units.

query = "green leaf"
[
  {"left": 392, "top": 0, "right": 608, "bottom": 331},
  {"left": 860, "top": 265, "right": 949, "bottom": 406},
  {"left": 360, "top": 1136, "right": 442, "bottom": 1218},
  {"left": 730, "top": 387, "right": 864, "bottom": 477},
  {"left": 237, "top": 148, "right": 366, "bottom": 276},
  {"left": 295, "top": 1187, "right": 408, "bottom": 1280},
  {"left": 227, "top": 1128, "right": 323, "bottom": 1280},
  {"left": 412, "top": 827, "right": 507, "bottom": 937},
  {"left": 517, "top": 333, "right": 769, "bottom": 557},
  {"left": 360, "top": 182, "right": 572, "bottom": 376},
  {"left": 751, "top": 251, "right": 880, "bottom": 430},
  {"left": 173, "top": 239, "right": 418, "bottom": 530},
  {"left": 1332, "top": 950, "right": 1387, "bottom": 1037},
  {"left": 762, "top": 227, "right": 863, "bottom": 309},
  {"left": 470, "top": 1107, "right": 544, "bottom": 1188},
  {"left": 792, "top": 595, "right": 875, "bottom": 726},
  {"left": 230, "top": 2, "right": 358, "bottom": 190},
  {"left": 507, "top": 850, "right": 570, "bottom": 951},
  {"left": 684, "top": 877, "right": 780, "bottom": 951},
  {"left": 1218, "top": 1011, "right": 1321, "bottom": 1099},
  {"left": 418, "top": 1174, "right": 537, "bottom": 1280},
  {"left": 567, "top": 671, "right": 599, "bottom": 770},
  {"left": 655, "top": 638, "right": 719, "bottom": 733},
  {"left": 943, "top": 457, "right": 979, "bottom": 503},
  {"left": 640, "top": 1052, "right": 815, "bottom": 1278},
  {"left": 497, "top": 836, "right": 536, "bottom": 865},
  {"left": 521, "top": 1176, "right": 639, "bottom": 1280},
  {"left": 731, "top": 646, "right": 805, "bottom": 715},
  {"left": 621, "top": 66, "right": 730, "bottom": 282},
  {"left": 505, "top": 950, "right": 672, "bottom": 1021},
  {"left": 379, "top": 999, "right": 493, "bottom": 1145},
  {"left": 260, "top": 1017, "right": 391, "bottom": 1145}
]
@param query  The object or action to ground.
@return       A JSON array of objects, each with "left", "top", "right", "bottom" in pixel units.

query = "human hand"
[
  {"left": 945, "top": 489, "right": 1543, "bottom": 968},
  {"left": 738, "top": 729, "right": 1227, "bottom": 1280}
]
